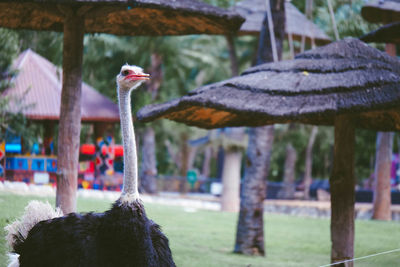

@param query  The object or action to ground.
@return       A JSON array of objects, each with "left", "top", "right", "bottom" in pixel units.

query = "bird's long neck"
[{"left": 118, "top": 87, "right": 139, "bottom": 202}]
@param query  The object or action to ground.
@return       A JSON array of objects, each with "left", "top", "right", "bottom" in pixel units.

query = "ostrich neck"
[{"left": 118, "top": 88, "right": 139, "bottom": 201}]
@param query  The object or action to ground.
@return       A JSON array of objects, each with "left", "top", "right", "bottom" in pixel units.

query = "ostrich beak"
[{"left": 125, "top": 72, "right": 150, "bottom": 81}]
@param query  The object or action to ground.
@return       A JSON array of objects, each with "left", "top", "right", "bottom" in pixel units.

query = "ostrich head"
[{"left": 117, "top": 64, "right": 150, "bottom": 91}]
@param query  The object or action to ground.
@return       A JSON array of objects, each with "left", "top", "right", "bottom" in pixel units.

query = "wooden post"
[
  {"left": 43, "top": 120, "right": 55, "bottom": 155},
  {"left": 330, "top": 115, "right": 355, "bottom": 266},
  {"left": 385, "top": 43, "right": 396, "bottom": 57},
  {"left": 300, "top": 35, "right": 306, "bottom": 53},
  {"left": 225, "top": 34, "right": 239, "bottom": 76},
  {"left": 372, "top": 132, "right": 393, "bottom": 221},
  {"left": 56, "top": 8, "right": 85, "bottom": 214},
  {"left": 306, "top": 0, "right": 315, "bottom": 49},
  {"left": 327, "top": 0, "right": 339, "bottom": 41},
  {"left": 265, "top": 0, "right": 278, "bottom": 62},
  {"left": 288, "top": 33, "right": 295, "bottom": 59},
  {"left": 94, "top": 122, "right": 110, "bottom": 140},
  {"left": 221, "top": 149, "right": 242, "bottom": 212}
]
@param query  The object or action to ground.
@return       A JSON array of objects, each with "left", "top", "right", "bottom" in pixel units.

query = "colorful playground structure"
[{"left": 1, "top": 139, "right": 125, "bottom": 191}]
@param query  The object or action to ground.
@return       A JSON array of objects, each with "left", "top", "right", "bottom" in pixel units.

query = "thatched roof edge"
[
  {"left": 0, "top": 0, "right": 245, "bottom": 36},
  {"left": 137, "top": 39, "right": 400, "bottom": 130},
  {"left": 361, "top": 0, "right": 400, "bottom": 23},
  {"left": 359, "top": 22, "right": 400, "bottom": 44}
]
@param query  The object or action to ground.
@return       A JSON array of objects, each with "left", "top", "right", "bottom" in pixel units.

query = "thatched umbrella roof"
[
  {"left": 361, "top": 0, "right": 400, "bottom": 24},
  {"left": 138, "top": 38, "right": 400, "bottom": 131},
  {"left": 0, "top": 0, "right": 244, "bottom": 35},
  {"left": 359, "top": 22, "right": 400, "bottom": 44},
  {"left": 138, "top": 38, "right": 400, "bottom": 264},
  {"left": 233, "top": 0, "right": 331, "bottom": 45}
]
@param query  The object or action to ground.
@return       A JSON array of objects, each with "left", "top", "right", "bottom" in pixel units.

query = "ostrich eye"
[{"left": 122, "top": 70, "right": 130, "bottom": 76}]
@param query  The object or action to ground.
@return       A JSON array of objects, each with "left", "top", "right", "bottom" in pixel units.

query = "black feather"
[{"left": 13, "top": 199, "right": 176, "bottom": 267}]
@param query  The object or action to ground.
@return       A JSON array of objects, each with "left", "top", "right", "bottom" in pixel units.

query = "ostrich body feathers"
[
  {"left": 5, "top": 201, "right": 63, "bottom": 250},
  {"left": 10, "top": 199, "right": 175, "bottom": 267}
]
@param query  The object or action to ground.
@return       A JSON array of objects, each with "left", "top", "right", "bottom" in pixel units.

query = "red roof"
[{"left": 3, "top": 49, "right": 120, "bottom": 122}]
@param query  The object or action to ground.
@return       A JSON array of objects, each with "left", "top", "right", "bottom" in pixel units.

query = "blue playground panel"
[
  {"left": 46, "top": 159, "right": 57, "bottom": 172},
  {"left": 31, "top": 158, "right": 45, "bottom": 171},
  {"left": 5, "top": 158, "right": 12, "bottom": 170},
  {"left": 6, "top": 157, "right": 57, "bottom": 172},
  {"left": 6, "top": 157, "right": 29, "bottom": 170}
]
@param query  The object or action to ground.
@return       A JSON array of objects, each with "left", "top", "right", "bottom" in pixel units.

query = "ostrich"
[{"left": 5, "top": 65, "right": 176, "bottom": 267}]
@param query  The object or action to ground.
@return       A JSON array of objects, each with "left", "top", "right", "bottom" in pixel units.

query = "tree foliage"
[
  {"left": 0, "top": 29, "right": 19, "bottom": 72},
  {"left": 0, "top": 94, "right": 38, "bottom": 148},
  {"left": 0, "top": 29, "right": 36, "bottom": 144}
]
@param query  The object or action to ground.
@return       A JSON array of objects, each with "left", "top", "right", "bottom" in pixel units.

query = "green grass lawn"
[{"left": 1, "top": 192, "right": 399, "bottom": 267}]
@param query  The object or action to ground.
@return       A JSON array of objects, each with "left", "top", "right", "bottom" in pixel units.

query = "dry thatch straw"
[
  {"left": 138, "top": 38, "right": 400, "bottom": 131},
  {"left": 362, "top": 0, "right": 400, "bottom": 24},
  {"left": 359, "top": 22, "right": 400, "bottom": 44},
  {"left": 0, "top": 0, "right": 244, "bottom": 35}
]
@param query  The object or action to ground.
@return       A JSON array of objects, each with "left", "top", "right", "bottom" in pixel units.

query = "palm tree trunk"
[
  {"left": 178, "top": 133, "right": 198, "bottom": 194},
  {"left": 234, "top": 126, "right": 274, "bottom": 255},
  {"left": 279, "top": 143, "right": 297, "bottom": 199},
  {"left": 140, "top": 127, "right": 158, "bottom": 194},
  {"left": 139, "top": 53, "right": 163, "bottom": 194},
  {"left": 303, "top": 126, "right": 318, "bottom": 199},
  {"left": 372, "top": 132, "right": 393, "bottom": 221},
  {"left": 201, "top": 146, "right": 212, "bottom": 179},
  {"left": 216, "top": 145, "right": 224, "bottom": 179},
  {"left": 234, "top": 0, "right": 284, "bottom": 256},
  {"left": 179, "top": 133, "right": 190, "bottom": 194},
  {"left": 226, "top": 34, "right": 239, "bottom": 76},
  {"left": 255, "top": 0, "right": 285, "bottom": 65},
  {"left": 371, "top": 43, "right": 397, "bottom": 221}
]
